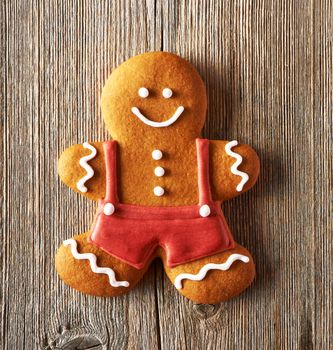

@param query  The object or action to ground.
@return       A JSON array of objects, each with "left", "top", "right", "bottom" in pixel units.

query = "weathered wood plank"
[
  {"left": 312, "top": 1, "right": 333, "bottom": 349},
  {"left": 1, "top": 0, "right": 332, "bottom": 349}
]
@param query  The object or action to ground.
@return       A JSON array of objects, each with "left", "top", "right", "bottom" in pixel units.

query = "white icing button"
[
  {"left": 152, "top": 149, "right": 163, "bottom": 160},
  {"left": 138, "top": 87, "right": 149, "bottom": 98},
  {"left": 162, "top": 88, "right": 173, "bottom": 98},
  {"left": 103, "top": 203, "right": 115, "bottom": 216},
  {"left": 153, "top": 186, "right": 164, "bottom": 197},
  {"left": 154, "top": 166, "right": 165, "bottom": 177},
  {"left": 199, "top": 204, "right": 211, "bottom": 217}
]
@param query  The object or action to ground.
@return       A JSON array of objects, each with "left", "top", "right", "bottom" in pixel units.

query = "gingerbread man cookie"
[{"left": 56, "top": 52, "right": 260, "bottom": 304}]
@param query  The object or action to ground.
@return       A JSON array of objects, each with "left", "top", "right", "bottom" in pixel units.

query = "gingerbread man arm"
[
  {"left": 58, "top": 141, "right": 106, "bottom": 201},
  {"left": 209, "top": 140, "right": 260, "bottom": 201}
]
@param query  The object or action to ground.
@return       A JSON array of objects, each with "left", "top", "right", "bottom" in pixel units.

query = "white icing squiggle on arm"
[
  {"left": 63, "top": 239, "right": 130, "bottom": 288},
  {"left": 174, "top": 254, "right": 250, "bottom": 290},
  {"left": 225, "top": 140, "right": 249, "bottom": 192},
  {"left": 76, "top": 142, "right": 97, "bottom": 193}
]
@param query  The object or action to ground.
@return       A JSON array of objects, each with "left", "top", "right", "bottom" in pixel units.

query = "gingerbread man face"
[{"left": 101, "top": 52, "right": 207, "bottom": 142}]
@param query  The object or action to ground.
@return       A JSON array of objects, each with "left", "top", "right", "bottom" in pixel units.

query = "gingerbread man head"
[{"left": 101, "top": 52, "right": 207, "bottom": 143}]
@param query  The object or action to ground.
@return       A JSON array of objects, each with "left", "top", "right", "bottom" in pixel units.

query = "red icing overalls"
[{"left": 88, "top": 139, "right": 235, "bottom": 269}]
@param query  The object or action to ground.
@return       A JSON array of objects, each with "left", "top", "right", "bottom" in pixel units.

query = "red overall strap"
[
  {"left": 196, "top": 138, "right": 213, "bottom": 205},
  {"left": 104, "top": 140, "right": 118, "bottom": 203}
]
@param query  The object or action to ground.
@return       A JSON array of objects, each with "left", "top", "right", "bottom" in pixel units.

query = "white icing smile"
[{"left": 131, "top": 106, "right": 184, "bottom": 128}]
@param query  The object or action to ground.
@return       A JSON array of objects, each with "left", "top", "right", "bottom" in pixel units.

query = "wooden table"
[{"left": 2, "top": 1, "right": 332, "bottom": 349}]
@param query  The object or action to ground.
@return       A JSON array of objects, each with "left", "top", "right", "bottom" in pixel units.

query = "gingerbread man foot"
[
  {"left": 55, "top": 232, "right": 147, "bottom": 297},
  {"left": 163, "top": 244, "right": 255, "bottom": 304}
]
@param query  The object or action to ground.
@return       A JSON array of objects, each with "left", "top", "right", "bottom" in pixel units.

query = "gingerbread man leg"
[
  {"left": 55, "top": 232, "right": 147, "bottom": 297},
  {"left": 163, "top": 244, "right": 255, "bottom": 304}
]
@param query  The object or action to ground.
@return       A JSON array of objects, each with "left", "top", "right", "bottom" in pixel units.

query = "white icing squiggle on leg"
[
  {"left": 63, "top": 239, "right": 130, "bottom": 288},
  {"left": 174, "top": 253, "right": 250, "bottom": 290},
  {"left": 76, "top": 142, "right": 97, "bottom": 193},
  {"left": 225, "top": 140, "right": 249, "bottom": 192}
]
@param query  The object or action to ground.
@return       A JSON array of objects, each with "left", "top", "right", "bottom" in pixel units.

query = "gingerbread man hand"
[
  {"left": 210, "top": 140, "right": 260, "bottom": 201},
  {"left": 56, "top": 52, "right": 259, "bottom": 304},
  {"left": 58, "top": 142, "right": 106, "bottom": 200}
]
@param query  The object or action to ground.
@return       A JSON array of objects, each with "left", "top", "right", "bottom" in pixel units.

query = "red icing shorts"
[{"left": 88, "top": 139, "right": 235, "bottom": 270}]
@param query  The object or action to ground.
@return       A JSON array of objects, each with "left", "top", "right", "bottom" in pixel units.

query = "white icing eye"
[
  {"left": 138, "top": 87, "right": 149, "bottom": 98},
  {"left": 162, "top": 88, "right": 173, "bottom": 99}
]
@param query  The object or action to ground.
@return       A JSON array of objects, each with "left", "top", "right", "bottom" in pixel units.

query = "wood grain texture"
[{"left": 1, "top": 0, "right": 332, "bottom": 349}]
